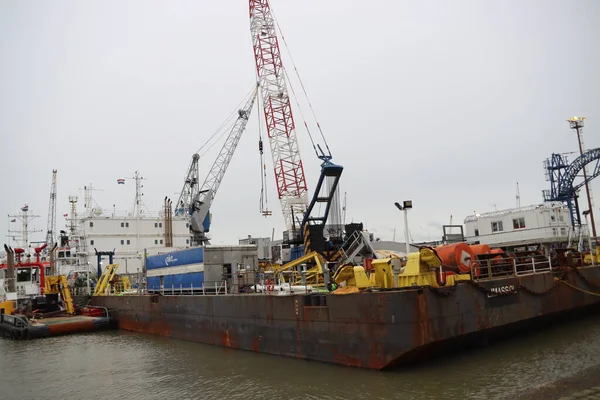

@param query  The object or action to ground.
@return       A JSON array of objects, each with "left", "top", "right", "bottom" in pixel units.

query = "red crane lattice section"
[{"left": 250, "top": 0, "right": 308, "bottom": 231}]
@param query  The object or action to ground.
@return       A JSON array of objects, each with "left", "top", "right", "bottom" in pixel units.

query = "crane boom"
[
  {"left": 180, "top": 87, "right": 258, "bottom": 246},
  {"left": 46, "top": 169, "right": 57, "bottom": 248},
  {"left": 175, "top": 154, "right": 200, "bottom": 218},
  {"left": 249, "top": 0, "right": 309, "bottom": 233}
]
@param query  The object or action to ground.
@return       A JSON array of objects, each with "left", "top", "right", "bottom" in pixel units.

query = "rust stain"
[
  {"left": 332, "top": 348, "right": 362, "bottom": 368},
  {"left": 294, "top": 299, "right": 302, "bottom": 359},
  {"left": 368, "top": 341, "right": 386, "bottom": 369},
  {"left": 252, "top": 336, "right": 261, "bottom": 352},
  {"left": 416, "top": 291, "right": 428, "bottom": 345},
  {"left": 221, "top": 329, "right": 231, "bottom": 347},
  {"left": 47, "top": 319, "right": 97, "bottom": 335}
]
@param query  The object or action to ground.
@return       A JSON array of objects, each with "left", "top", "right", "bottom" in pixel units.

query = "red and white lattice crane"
[{"left": 249, "top": 0, "right": 309, "bottom": 234}]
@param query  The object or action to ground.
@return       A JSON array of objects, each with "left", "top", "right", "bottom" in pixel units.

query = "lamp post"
[
  {"left": 567, "top": 116, "right": 597, "bottom": 245},
  {"left": 583, "top": 210, "right": 594, "bottom": 265},
  {"left": 394, "top": 201, "right": 413, "bottom": 257}
]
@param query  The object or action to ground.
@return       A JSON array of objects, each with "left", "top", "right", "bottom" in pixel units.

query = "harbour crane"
[
  {"left": 46, "top": 169, "right": 57, "bottom": 248},
  {"left": 175, "top": 86, "right": 258, "bottom": 246},
  {"left": 249, "top": 0, "right": 343, "bottom": 253},
  {"left": 249, "top": 0, "right": 310, "bottom": 236}
]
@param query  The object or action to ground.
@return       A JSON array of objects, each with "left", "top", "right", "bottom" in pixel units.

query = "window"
[
  {"left": 126, "top": 222, "right": 129, "bottom": 228},
  {"left": 186, "top": 239, "right": 189, "bottom": 244},
  {"left": 159, "top": 222, "right": 163, "bottom": 228},
  {"left": 491, "top": 221, "right": 504, "bottom": 233},
  {"left": 121, "top": 222, "right": 124, "bottom": 228},
  {"left": 121, "top": 240, "right": 124, "bottom": 245},
  {"left": 160, "top": 239, "right": 163, "bottom": 244},
  {"left": 89, "top": 222, "right": 94, "bottom": 227},
  {"left": 559, "top": 215, "right": 565, "bottom": 222},
  {"left": 512, "top": 217, "right": 526, "bottom": 229},
  {"left": 127, "top": 240, "right": 130, "bottom": 245},
  {"left": 551, "top": 215, "right": 556, "bottom": 222},
  {"left": 155, "top": 240, "right": 158, "bottom": 244},
  {"left": 17, "top": 269, "right": 32, "bottom": 282},
  {"left": 154, "top": 223, "right": 158, "bottom": 228},
  {"left": 474, "top": 229, "right": 479, "bottom": 237},
  {"left": 561, "top": 227, "right": 567, "bottom": 235},
  {"left": 90, "top": 240, "right": 94, "bottom": 245},
  {"left": 186, "top": 223, "right": 189, "bottom": 228}
]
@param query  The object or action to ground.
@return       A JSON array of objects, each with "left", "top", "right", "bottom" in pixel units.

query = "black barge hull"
[{"left": 91, "top": 267, "right": 600, "bottom": 369}]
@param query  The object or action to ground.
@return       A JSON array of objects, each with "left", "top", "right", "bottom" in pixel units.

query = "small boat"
[
  {"left": 0, "top": 307, "right": 114, "bottom": 340},
  {"left": 0, "top": 247, "right": 116, "bottom": 340}
]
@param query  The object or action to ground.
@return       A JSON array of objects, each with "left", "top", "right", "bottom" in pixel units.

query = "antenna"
[
  {"left": 8, "top": 204, "right": 42, "bottom": 251},
  {"left": 516, "top": 182, "right": 521, "bottom": 208},
  {"left": 342, "top": 191, "right": 347, "bottom": 226},
  {"left": 122, "top": 171, "right": 150, "bottom": 217},
  {"left": 78, "top": 184, "right": 103, "bottom": 216}
]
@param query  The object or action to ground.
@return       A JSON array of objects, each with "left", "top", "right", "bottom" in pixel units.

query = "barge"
[{"left": 91, "top": 243, "right": 600, "bottom": 370}]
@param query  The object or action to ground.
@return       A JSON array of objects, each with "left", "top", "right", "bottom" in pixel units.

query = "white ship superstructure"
[
  {"left": 464, "top": 202, "right": 573, "bottom": 247},
  {"left": 56, "top": 172, "right": 190, "bottom": 276}
]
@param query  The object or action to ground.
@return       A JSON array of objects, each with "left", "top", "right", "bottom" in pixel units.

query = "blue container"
[{"left": 290, "top": 245, "right": 304, "bottom": 261}]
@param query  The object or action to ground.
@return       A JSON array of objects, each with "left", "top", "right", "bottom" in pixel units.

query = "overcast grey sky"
[{"left": 1, "top": 0, "right": 599, "bottom": 247}]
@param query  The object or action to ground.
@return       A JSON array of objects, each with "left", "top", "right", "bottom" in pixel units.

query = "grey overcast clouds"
[{"left": 0, "top": 0, "right": 599, "bottom": 248}]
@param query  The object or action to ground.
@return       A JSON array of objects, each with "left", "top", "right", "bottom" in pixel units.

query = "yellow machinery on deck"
[
  {"left": 93, "top": 264, "right": 132, "bottom": 296},
  {"left": 331, "top": 247, "right": 471, "bottom": 293},
  {"left": 584, "top": 248, "right": 600, "bottom": 265},
  {"left": 44, "top": 275, "right": 75, "bottom": 315}
]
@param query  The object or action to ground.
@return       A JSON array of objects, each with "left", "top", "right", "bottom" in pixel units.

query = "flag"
[
  {"left": 21, "top": 204, "right": 29, "bottom": 212},
  {"left": 10, "top": 219, "right": 15, "bottom": 222},
  {"left": 117, "top": 178, "right": 125, "bottom": 185}
]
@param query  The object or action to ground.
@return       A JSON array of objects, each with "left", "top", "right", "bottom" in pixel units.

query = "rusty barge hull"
[{"left": 91, "top": 267, "right": 600, "bottom": 369}]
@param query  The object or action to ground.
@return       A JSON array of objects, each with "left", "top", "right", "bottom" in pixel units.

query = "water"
[{"left": 2, "top": 313, "right": 600, "bottom": 400}]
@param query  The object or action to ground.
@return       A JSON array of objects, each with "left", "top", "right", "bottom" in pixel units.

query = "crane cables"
[
  {"left": 194, "top": 84, "right": 259, "bottom": 161},
  {"left": 268, "top": 3, "right": 333, "bottom": 161},
  {"left": 257, "top": 90, "right": 270, "bottom": 216}
]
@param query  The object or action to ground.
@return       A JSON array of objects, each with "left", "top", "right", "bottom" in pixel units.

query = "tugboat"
[{"left": 0, "top": 245, "right": 115, "bottom": 340}]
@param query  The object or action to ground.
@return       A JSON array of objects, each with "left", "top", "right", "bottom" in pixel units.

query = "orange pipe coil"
[{"left": 434, "top": 242, "right": 475, "bottom": 273}]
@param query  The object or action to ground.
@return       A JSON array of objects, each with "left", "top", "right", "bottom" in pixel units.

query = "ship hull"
[{"left": 91, "top": 266, "right": 600, "bottom": 369}]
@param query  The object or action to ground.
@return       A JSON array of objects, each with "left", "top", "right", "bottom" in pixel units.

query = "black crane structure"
[{"left": 543, "top": 148, "right": 600, "bottom": 228}]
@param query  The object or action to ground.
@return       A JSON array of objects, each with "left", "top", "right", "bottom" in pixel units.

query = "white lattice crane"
[{"left": 176, "top": 86, "right": 258, "bottom": 246}]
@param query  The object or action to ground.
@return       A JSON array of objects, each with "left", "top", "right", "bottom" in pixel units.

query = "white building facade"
[
  {"left": 464, "top": 202, "right": 572, "bottom": 247},
  {"left": 81, "top": 214, "right": 190, "bottom": 274}
]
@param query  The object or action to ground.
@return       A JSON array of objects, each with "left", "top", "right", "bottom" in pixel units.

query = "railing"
[
  {"left": 0, "top": 313, "right": 29, "bottom": 328},
  {"left": 70, "top": 286, "right": 93, "bottom": 296},
  {"left": 147, "top": 280, "right": 230, "bottom": 296},
  {"left": 474, "top": 254, "right": 553, "bottom": 281}
]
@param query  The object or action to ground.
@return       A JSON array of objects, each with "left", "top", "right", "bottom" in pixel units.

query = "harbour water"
[{"left": 2, "top": 312, "right": 600, "bottom": 400}]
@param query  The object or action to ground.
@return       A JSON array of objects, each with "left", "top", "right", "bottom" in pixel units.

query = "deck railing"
[
  {"left": 0, "top": 313, "right": 29, "bottom": 328},
  {"left": 474, "top": 255, "right": 553, "bottom": 281},
  {"left": 147, "top": 280, "right": 231, "bottom": 296}
]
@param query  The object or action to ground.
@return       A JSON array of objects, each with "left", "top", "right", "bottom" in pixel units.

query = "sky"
[{"left": 1, "top": 0, "right": 599, "bottom": 249}]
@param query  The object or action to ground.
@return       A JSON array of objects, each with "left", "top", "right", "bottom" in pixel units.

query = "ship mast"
[
  {"left": 46, "top": 169, "right": 58, "bottom": 247},
  {"left": 122, "top": 171, "right": 149, "bottom": 218},
  {"left": 8, "top": 204, "right": 42, "bottom": 252}
]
